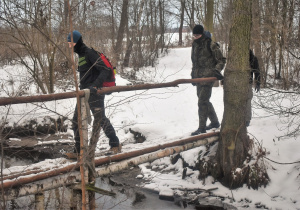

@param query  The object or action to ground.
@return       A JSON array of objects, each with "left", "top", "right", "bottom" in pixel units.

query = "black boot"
[
  {"left": 191, "top": 128, "right": 206, "bottom": 136},
  {"left": 205, "top": 122, "right": 220, "bottom": 130}
]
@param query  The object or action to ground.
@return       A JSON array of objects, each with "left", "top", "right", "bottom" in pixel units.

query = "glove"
[
  {"left": 214, "top": 70, "right": 224, "bottom": 80},
  {"left": 89, "top": 86, "right": 98, "bottom": 95},
  {"left": 255, "top": 83, "right": 260, "bottom": 92}
]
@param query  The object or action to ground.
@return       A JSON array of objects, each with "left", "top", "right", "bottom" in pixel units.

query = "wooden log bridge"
[
  {"left": 0, "top": 77, "right": 217, "bottom": 106},
  {"left": 2, "top": 132, "right": 219, "bottom": 199}
]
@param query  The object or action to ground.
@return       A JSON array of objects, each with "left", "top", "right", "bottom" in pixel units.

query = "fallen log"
[
  {"left": 1, "top": 132, "right": 218, "bottom": 190},
  {"left": 0, "top": 78, "right": 217, "bottom": 106},
  {"left": 3, "top": 133, "right": 219, "bottom": 200}
]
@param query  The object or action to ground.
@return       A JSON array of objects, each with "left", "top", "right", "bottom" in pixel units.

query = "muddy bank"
[{"left": 1, "top": 133, "right": 74, "bottom": 163}]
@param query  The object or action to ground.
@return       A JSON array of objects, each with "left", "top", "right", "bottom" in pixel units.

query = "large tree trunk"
[{"left": 215, "top": 0, "right": 252, "bottom": 188}]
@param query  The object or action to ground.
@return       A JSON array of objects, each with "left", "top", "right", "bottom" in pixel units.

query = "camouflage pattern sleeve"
[
  {"left": 191, "top": 45, "right": 196, "bottom": 78},
  {"left": 211, "top": 42, "right": 226, "bottom": 71}
]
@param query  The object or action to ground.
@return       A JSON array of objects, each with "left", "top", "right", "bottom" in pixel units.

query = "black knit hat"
[{"left": 193, "top": 25, "right": 204, "bottom": 35}]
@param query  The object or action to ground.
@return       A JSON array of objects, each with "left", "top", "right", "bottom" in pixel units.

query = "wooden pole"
[
  {"left": 0, "top": 78, "right": 217, "bottom": 106},
  {"left": 80, "top": 96, "right": 89, "bottom": 184},
  {"left": 67, "top": 1, "right": 87, "bottom": 209}
]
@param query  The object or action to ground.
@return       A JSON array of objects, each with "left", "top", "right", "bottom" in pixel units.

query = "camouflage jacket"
[{"left": 191, "top": 36, "right": 226, "bottom": 78}]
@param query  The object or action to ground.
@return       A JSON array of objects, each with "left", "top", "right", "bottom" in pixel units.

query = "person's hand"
[
  {"left": 255, "top": 83, "right": 260, "bottom": 92},
  {"left": 214, "top": 70, "right": 224, "bottom": 80},
  {"left": 89, "top": 86, "right": 98, "bottom": 95}
]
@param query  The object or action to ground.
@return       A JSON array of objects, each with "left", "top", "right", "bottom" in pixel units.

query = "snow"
[{"left": 1, "top": 47, "right": 300, "bottom": 209}]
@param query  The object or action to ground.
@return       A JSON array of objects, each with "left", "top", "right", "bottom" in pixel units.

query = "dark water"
[{"left": 4, "top": 177, "right": 194, "bottom": 210}]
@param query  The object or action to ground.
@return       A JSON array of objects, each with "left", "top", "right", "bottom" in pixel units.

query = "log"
[
  {"left": 1, "top": 132, "right": 218, "bottom": 190},
  {"left": 0, "top": 78, "right": 217, "bottom": 106},
  {"left": 3, "top": 134, "right": 219, "bottom": 200}
]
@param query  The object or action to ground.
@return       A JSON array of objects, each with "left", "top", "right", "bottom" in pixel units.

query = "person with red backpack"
[{"left": 66, "top": 30, "right": 121, "bottom": 159}]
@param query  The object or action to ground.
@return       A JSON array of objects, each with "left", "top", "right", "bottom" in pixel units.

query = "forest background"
[
  {"left": 1, "top": 0, "right": 299, "bottom": 94},
  {"left": 0, "top": 0, "right": 300, "bottom": 208}
]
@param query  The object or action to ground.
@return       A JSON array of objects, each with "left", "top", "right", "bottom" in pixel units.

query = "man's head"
[
  {"left": 193, "top": 25, "right": 204, "bottom": 39},
  {"left": 67, "top": 30, "right": 82, "bottom": 48}
]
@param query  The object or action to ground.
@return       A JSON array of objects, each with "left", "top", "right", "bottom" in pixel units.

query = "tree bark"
[
  {"left": 298, "top": 10, "right": 300, "bottom": 42},
  {"left": 205, "top": 0, "right": 214, "bottom": 40},
  {"left": 216, "top": 0, "right": 252, "bottom": 188},
  {"left": 251, "top": 0, "right": 265, "bottom": 87},
  {"left": 178, "top": 0, "right": 185, "bottom": 46},
  {"left": 113, "top": 0, "right": 128, "bottom": 65},
  {"left": 159, "top": 0, "right": 165, "bottom": 53}
]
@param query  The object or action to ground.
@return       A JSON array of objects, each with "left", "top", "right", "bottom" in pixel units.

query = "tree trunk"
[
  {"left": 215, "top": 0, "right": 252, "bottom": 188},
  {"left": 278, "top": 1, "right": 288, "bottom": 84},
  {"left": 159, "top": 0, "right": 165, "bottom": 53},
  {"left": 178, "top": 0, "right": 185, "bottom": 46},
  {"left": 205, "top": 0, "right": 214, "bottom": 40},
  {"left": 114, "top": 0, "right": 128, "bottom": 65},
  {"left": 271, "top": 0, "right": 279, "bottom": 79},
  {"left": 191, "top": 0, "right": 195, "bottom": 27},
  {"left": 205, "top": 0, "right": 219, "bottom": 87},
  {"left": 123, "top": 39, "right": 133, "bottom": 68},
  {"left": 251, "top": 0, "right": 265, "bottom": 87},
  {"left": 110, "top": 1, "right": 115, "bottom": 51},
  {"left": 298, "top": 10, "right": 300, "bottom": 42}
]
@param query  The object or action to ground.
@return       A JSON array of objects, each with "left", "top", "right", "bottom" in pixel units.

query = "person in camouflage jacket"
[{"left": 191, "top": 25, "right": 226, "bottom": 136}]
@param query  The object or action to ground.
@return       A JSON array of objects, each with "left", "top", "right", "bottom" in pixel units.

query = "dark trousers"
[
  {"left": 72, "top": 94, "right": 119, "bottom": 153},
  {"left": 197, "top": 83, "right": 219, "bottom": 130}
]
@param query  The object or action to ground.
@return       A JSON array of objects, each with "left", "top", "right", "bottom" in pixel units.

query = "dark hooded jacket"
[{"left": 74, "top": 37, "right": 111, "bottom": 89}]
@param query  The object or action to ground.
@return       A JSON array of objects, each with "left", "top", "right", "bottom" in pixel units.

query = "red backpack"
[{"left": 93, "top": 49, "right": 116, "bottom": 87}]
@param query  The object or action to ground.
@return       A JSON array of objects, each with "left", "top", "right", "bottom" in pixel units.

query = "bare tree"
[
  {"left": 178, "top": 0, "right": 185, "bottom": 46},
  {"left": 184, "top": 0, "right": 195, "bottom": 28},
  {"left": 113, "top": 0, "right": 129, "bottom": 64},
  {"left": 205, "top": 0, "right": 214, "bottom": 39},
  {"left": 0, "top": 0, "right": 69, "bottom": 94}
]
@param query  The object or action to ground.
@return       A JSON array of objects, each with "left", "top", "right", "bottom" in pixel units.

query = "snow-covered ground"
[{"left": 1, "top": 47, "right": 300, "bottom": 209}]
